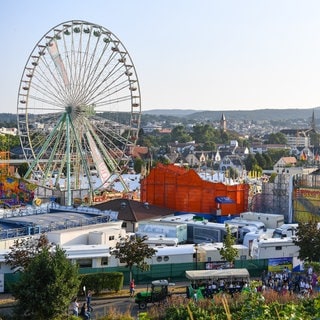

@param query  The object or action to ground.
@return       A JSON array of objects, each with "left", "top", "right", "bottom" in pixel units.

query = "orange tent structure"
[{"left": 140, "top": 164, "right": 248, "bottom": 221}]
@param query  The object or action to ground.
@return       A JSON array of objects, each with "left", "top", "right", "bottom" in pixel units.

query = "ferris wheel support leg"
[{"left": 66, "top": 113, "right": 72, "bottom": 206}]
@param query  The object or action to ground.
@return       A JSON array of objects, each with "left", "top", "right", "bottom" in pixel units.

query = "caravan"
[
  {"left": 137, "top": 220, "right": 187, "bottom": 244},
  {"left": 160, "top": 214, "right": 238, "bottom": 244},
  {"left": 228, "top": 217, "right": 265, "bottom": 231},
  {"left": 251, "top": 237, "right": 300, "bottom": 259},
  {"left": 227, "top": 218, "right": 265, "bottom": 243},
  {"left": 239, "top": 212, "right": 285, "bottom": 229},
  {"left": 272, "top": 224, "right": 298, "bottom": 238}
]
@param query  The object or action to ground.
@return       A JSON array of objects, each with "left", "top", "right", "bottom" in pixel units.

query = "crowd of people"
[
  {"left": 187, "top": 266, "right": 320, "bottom": 300},
  {"left": 71, "top": 289, "right": 94, "bottom": 319},
  {"left": 260, "top": 266, "right": 318, "bottom": 297}
]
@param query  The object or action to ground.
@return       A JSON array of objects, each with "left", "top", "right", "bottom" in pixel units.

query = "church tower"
[
  {"left": 220, "top": 113, "right": 226, "bottom": 132},
  {"left": 311, "top": 109, "right": 316, "bottom": 132}
]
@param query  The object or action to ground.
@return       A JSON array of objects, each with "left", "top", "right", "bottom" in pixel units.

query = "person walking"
[
  {"left": 80, "top": 302, "right": 91, "bottom": 320},
  {"left": 130, "top": 279, "right": 135, "bottom": 297},
  {"left": 71, "top": 297, "right": 79, "bottom": 316},
  {"left": 86, "top": 289, "right": 93, "bottom": 312}
]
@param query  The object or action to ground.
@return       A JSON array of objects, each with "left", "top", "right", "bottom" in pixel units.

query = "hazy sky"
[{"left": 2, "top": 0, "right": 320, "bottom": 113}]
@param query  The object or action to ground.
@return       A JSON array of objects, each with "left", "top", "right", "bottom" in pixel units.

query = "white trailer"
[
  {"left": 272, "top": 223, "right": 298, "bottom": 238},
  {"left": 227, "top": 218, "right": 265, "bottom": 243},
  {"left": 159, "top": 214, "right": 238, "bottom": 244},
  {"left": 239, "top": 211, "right": 285, "bottom": 229},
  {"left": 147, "top": 244, "right": 195, "bottom": 264},
  {"left": 137, "top": 220, "right": 187, "bottom": 244},
  {"left": 228, "top": 218, "right": 265, "bottom": 231},
  {"left": 198, "top": 242, "right": 250, "bottom": 262},
  {"left": 144, "top": 236, "right": 178, "bottom": 246},
  {"left": 236, "top": 225, "right": 262, "bottom": 244},
  {"left": 250, "top": 237, "right": 300, "bottom": 259}
]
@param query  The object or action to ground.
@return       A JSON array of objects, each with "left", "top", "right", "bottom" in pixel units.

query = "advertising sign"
[{"left": 268, "top": 257, "right": 293, "bottom": 272}]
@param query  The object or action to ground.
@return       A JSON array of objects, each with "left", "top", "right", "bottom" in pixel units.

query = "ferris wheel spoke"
[
  {"left": 38, "top": 49, "right": 72, "bottom": 99},
  {"left": 78, "top": 37, "right": 102, "bottom": 88},
  {"left": 84, "top": 122, "right": 125, "bottom": 188},
  {"left": 24, "top": 114, "right": 67, "bottom": 176},
  {"left": 29, "top": 85, "right": 65, "bottom": 108},
  {"left": 81, "top": 49, "right": 118, "bottom": 102},
  {"left": 46, "top": 39, "right": 70, "bottom": 88},
  {"left": 29, "top": 67, "right": 65, "bottom": 105},
  {"left": 89, "top": 78, "right": 130, "bottom": 106},
  {"left": 86, "top": 59, "right": 130, "bottom": 97},
  {"left": 90, "top": 66, "right": 133, "bottom": 102},
  {"left": 68, "top": 121, "right": 95, "bottom": 190},
  {"left": 92, "top": 126, "right": 130, "bottom": 157},
  {"left": 94, "top": 95, "right": 132, "bottom": 109},
  {"left": 85, "top": 118, "right": 128, "bottom": 154}
]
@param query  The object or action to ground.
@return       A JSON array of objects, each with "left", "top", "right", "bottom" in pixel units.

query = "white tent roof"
[{"left": 185, "top": 268, "right": 250, "bottom": 281}]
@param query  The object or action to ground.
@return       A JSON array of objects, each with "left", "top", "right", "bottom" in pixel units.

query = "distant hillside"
[
  {"left": 143, "top": 107, "right": 320, "bottom": 121},
  {"left": 143, "top": 109, "right": 199, "bottom": 117},
  {"left": 3, "top": 106, "right": 320, "bottom": 125},
  {"left": 0, "top": 113, "right": 17, "bottom": 121}
]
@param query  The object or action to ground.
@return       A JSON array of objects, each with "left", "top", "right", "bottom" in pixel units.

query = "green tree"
[
  {"left": 113, "top": 236, "right": 157, "bottom": 281},
  {"left": 203, "top": 141, "right": 216, "bottom": 152},
  {"left": 252, "top": 163, "right": 263, "bottom": 176},
  {"left": 11, "top": 246, "right": 80, "bottom": 320},
  {"left": 218, "top": 224, "right": 238, "bottom": 267},
  {"left": 262, "top": 153, "right": 273, "bottom": 170},
  {"left": 0, "top": 134, "right": 20, "bottom": 151},
  {"left": 266, "top": 148, "right": 290, "bottom": 164},
  {"left": 17, "top": 162, "right": 29, "bottom": 178},
  {"left": 227, "top": 167, "right": 239, "bottom": 179},
  {"left": 293, "top": 220, "right": 320, "bottom": 262},
  {"left": 310, "top": 132, "right": 320, "bottom": 148},
  {"left": 134, "top": 158, "right": 144, "bottom": 174},
  {"left": 255, "top": 153, "right": 266, "bottom": 169},
  {"left": 266, "top": 132, "right": 287, "bottom": 144},
  {"left": 170, "top": 125, "right": 192, "bottom": 143},
  {"left": 244, "top": 154, "right": 257, "bottom": 171},
  {"left": 191, "top": 124, "right": 217, "bottom": 144},
  {"left": 5, "top": 234, "right": 52, "bottom": 272}
]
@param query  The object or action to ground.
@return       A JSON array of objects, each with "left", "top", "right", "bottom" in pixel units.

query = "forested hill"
[
  {"left": 143, "top": 107, "right": 320, "bottom": 121},
  {"left": 0, "top": 113, "right": 18, "bottom": 125},
  {"left": 1, "top": 107, "right": 319, "bottom": 125}
]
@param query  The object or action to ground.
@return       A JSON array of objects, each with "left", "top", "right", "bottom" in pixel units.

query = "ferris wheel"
[{"left": 17, "top": 20, "right": 141, "bottom": 205}]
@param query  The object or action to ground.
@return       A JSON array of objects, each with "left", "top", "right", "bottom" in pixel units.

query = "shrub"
[{"left": 80, "top": 272, "right": 124, "bottom": 294}]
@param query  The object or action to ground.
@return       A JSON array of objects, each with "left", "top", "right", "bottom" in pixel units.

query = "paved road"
[
  {"left": 0, "top": 294, "right": 188, "bottom": 319},
  {"left": 0, "top": 283, "right": 188, "bottom": 319},
  {"left": 0, "top": 296, "right": 142, "bottom": 319},
  {"left": 90, "top": 296, "right": 140, "bottom": 319}
]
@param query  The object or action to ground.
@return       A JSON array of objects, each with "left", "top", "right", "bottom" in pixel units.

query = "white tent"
[{"left": 185, "top": 268, "right": 250, "bottom": 281}]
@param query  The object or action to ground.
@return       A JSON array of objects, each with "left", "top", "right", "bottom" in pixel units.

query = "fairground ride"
[{"left": 17, "top": 20, "right": 141, "bottom": 206}]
